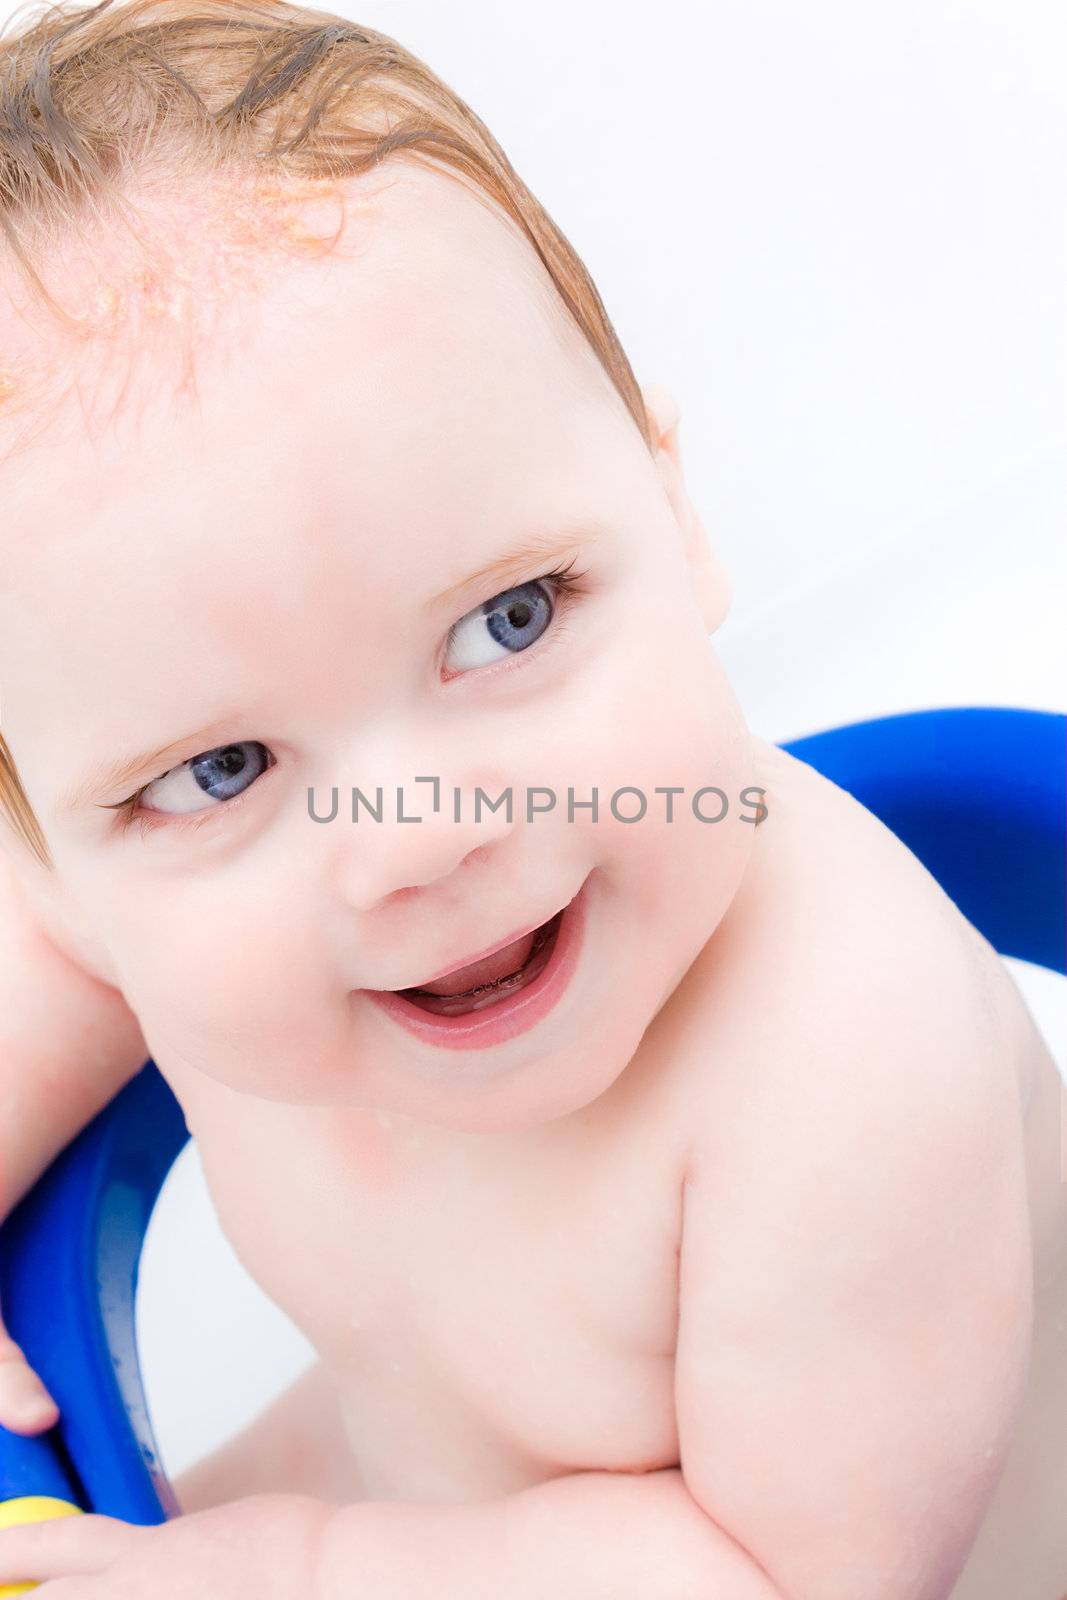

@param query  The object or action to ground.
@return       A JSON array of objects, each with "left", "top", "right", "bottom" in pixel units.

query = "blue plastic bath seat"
[{"left": 0, "top": 706, "right": 1063, "bottom": 1525}]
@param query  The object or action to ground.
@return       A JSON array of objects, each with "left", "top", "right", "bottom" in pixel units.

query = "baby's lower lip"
[{"left": 361, "top": 876, "right": 589, "bottom": 1050}]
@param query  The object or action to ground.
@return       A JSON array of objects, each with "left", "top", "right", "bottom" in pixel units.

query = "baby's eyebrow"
[
  {"left": 58, "top": 716, "right": 242, "bottom": 814},
  {"left": 426, "top": 529, "right": 598, "bottom": 615}
]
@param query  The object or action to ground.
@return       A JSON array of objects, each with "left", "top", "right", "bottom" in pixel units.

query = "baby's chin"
[
  {"left": 164, "top": 998, "right": 647, "bottom": 1140},
  {"left": 372, "top": 1034, "right": 643, "bottom": 1137},
  {"left": 171, "top": 1035, "right": 636, "bottom": 1136}
]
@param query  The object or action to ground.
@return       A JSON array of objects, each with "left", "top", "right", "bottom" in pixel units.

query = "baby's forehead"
[
  {"left": 0, "top": 171, "right": 343, "bottom": 433},
  {"left": 1, "top": 165, "right": 629, "bottom": 653},
  {"left": 0, "top": 160, "right": 608, "bottom": 479}
]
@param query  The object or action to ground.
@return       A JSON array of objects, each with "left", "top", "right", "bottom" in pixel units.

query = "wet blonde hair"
[{"left": 0, "top": 0, "right": 652, "bottom": 871}]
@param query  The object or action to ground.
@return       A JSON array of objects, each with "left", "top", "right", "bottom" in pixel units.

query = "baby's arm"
[
  {"left": 671, "top": 893, "right": 1033, "bottom": 1600},
  {"left": 173, "top": 1359, "right": 363, "bottom": 1513},
  {"left": 0, "top": 854, "right": 150, "bottom": 1430}
]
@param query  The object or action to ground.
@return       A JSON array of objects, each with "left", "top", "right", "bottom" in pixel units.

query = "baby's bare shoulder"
[{"left": 677, "top": 733, "right": 1026, "bottom": 1157}]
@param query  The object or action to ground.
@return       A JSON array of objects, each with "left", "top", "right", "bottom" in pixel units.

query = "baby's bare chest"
[{"left": 186, "top": 1052, "right": 691, "bottom": 1500}]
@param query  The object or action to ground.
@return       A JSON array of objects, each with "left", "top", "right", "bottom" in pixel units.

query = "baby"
[{"left": 0, "top": 5, "right": 1063, "bottom": 1599}]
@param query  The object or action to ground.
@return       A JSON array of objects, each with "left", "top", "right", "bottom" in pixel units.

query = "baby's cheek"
[
  {"left": 566, "top": 636, "right": 750, "bottom": 844},
  {"left": 115, "top": 897, "right": 338, "bottom": 1092},
  {"left": 622, "top": 675, "right": 753, "bottom": 953}
]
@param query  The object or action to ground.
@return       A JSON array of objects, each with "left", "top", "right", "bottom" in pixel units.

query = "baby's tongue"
[{"left": 412, "top": 930, "right": 538, "bottom": 996}]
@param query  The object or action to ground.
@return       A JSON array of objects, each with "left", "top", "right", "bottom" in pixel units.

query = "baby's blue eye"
[
  {"left": 140, "top": 740, "right": 272, "bottom": 815},
  {"left": 445, "top": 579, "right": 555, "bottom": 672}
]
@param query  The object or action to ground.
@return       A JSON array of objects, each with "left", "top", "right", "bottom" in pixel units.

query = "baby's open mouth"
[{"left": 393, "top": 911, "right": 564, "bottom": 1017}]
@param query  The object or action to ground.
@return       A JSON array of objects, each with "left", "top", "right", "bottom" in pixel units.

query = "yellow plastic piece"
[{"left": 0, "top": 1496, "right": 83, "bottom": 1597}]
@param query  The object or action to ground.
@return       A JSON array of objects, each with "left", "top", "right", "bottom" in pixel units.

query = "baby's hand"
[
  {"left": 0, "top": 1307, "right": 59, "bottom": 1434},
  {"left": 0, "top": 1493, "right": 330, "bottom": 1597}
]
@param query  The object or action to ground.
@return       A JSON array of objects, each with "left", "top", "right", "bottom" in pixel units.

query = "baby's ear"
[{"left": 641, "top": 382, "right": 731, "bottom": 634}]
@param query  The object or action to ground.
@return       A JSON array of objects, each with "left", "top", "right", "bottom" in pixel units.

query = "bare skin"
[
  {"left": 0, "top": 161, "right": 1062, "bottom": 1597},
  {"left": 160, "top": 736, "right": 1065, "bottom": 1600}
]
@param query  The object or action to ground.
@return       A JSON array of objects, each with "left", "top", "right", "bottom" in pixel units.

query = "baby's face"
[{"left": 1, "top": 164, "right": 755, "bottom": 1134}]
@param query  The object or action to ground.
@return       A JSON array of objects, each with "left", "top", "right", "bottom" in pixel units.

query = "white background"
[{"left": 1, "top": 0, "right": 1062, "bottom": 1478}]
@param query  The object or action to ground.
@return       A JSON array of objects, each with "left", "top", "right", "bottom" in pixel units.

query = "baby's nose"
[{"left": 327, "top": 773, "right": 515, "bottom": 912}]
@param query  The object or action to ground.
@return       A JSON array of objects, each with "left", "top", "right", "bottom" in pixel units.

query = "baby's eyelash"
[
  {"left": 536, "top": 556, "right": 590, "bottom": 597},
  {"left": 100, "top": 765, "right": 258, "bottom": 836},
  {"left": 443, "top": 557, "right": 591, "bottom": 653},
  {"left": 98, "top": 785, "right": 158, "bottom": 828}
]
